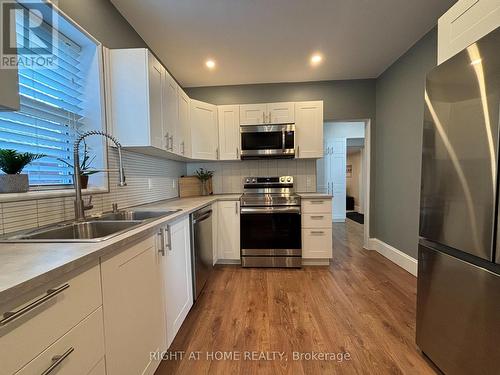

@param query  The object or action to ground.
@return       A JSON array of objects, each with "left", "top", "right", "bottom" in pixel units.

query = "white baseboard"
[
  {"left": 302, "top": 258, "right": 330, "bottom": 266},
  {"left": 366, "top": 238, "right": 417, "bottom": 276},
  {"left": 216, "top": 259, "right": 241, "bottom": 265}
]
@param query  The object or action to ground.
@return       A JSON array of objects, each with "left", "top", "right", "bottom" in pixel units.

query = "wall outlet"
[
  {"left": 172, "top": 179, "right": 176, "bottom": 190},
  {"left": 148, "top": 178, "right": 152, "bottom": 190}
]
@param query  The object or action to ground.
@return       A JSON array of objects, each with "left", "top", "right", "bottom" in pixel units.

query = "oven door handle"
[{"left": 240, "top": 207, "right": 301, "bottom": 214}]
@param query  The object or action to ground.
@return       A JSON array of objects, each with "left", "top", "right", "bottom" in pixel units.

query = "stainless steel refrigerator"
[{"left": 417, "top": 27, "right": 500, "bottom": 375}]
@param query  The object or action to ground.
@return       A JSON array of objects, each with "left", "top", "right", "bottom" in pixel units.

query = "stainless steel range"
[{"left": 240, "top": 176, "right": 301, "bottom": 268}]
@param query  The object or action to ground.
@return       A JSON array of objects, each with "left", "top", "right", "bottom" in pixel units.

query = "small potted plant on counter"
[
  {"left": 195, "top": 168, "right": 214, "bottom": 196},
  {"left": 58, "top": 141, "right": 98, "bottom": 189},
  {"left": 0, "top": 149, "right": 44, "bottom": 193}
]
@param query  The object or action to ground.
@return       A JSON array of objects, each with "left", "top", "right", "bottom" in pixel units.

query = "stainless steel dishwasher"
[{"left": 191, "top": 206, "right": 214, "bottom": 300}]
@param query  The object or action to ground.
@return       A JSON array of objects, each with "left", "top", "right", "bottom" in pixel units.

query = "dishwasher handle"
[{"left": 193, "top": 209, "right": 213, "bottom": 224}]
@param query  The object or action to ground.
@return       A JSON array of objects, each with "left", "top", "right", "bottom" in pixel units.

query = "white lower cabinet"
[
  {"left": 159, "top": 216, "right": 193, "bottom": 348},
  {"left": 15, "top": 308, "right": 105, "bottom": 375},
  {"left": 217, "top": 200, "right": 240, "bottom": 261},
  {"left": 0, "top": 262, "right": 102, "bottom": 375},
  {"left": 302, "top": 198, "right": 333, "bottom": 259},
  {"left": 101, "top": 235, "right": 166, "bottom": 375}
]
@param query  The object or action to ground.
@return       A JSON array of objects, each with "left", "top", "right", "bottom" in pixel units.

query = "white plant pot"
[{"left": 0, "top": 174, "right": 29, "bottom": 193}]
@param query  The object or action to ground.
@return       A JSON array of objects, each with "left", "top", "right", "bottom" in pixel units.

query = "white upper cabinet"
[
  {"left": 177, "top": 88, "right": 190, "bottom": 157},
  {"left": 109, "top": 49, "right": 166, "bottom": 150},
  {"left": 438, "top": 0, "right": 500, "bottom": 64},
  {"left": 295, "top": 101, "right": 324, "bottom": 159},
  {"left": 240, "top": 103, "right": 267, "bottom": 125},
  {"left": 268, "top": 102, "right": 295, "bottom": 124},
  {"left": 190, "top": 99, "right": 218, "bottom": 160},
  {"left": 239, "top": 102, "right": 295, "bottom": 125},
  {"left": 163, "top": 70, "right": 178, "bottom": 153},
  {"left": 218, "top": 105, "right": 240, "bottom": 160}
]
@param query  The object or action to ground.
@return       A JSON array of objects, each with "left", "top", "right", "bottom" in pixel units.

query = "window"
[{"left": 0, "top": 3, "right": 104, "bottom": 188}]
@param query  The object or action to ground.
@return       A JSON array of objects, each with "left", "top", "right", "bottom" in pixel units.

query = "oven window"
[
  {"left": 241, "top": 131, "right": 283, "bottom": 150},
  {"left": 241, "top": 213, "right": 301, "bottom": 249}
]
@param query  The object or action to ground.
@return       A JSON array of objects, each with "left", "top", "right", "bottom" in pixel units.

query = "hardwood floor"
[{"left": 156, "top": 221, "right": 439, "bottom": 375}]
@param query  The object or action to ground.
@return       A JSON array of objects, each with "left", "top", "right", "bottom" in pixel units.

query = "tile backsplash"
[
  {"left": 0, "top": 148, "right": 186, "bottom": 235},
  {"left": 187, "top": 159, "right": 317, "bottom": 194}
]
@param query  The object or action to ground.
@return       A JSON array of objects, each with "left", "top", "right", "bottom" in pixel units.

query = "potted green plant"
[
  {"left": 57, "top": 141, "right": 98, "bottom": 189},
  {"left": 195, "top": 168, "right": 214, "bottom": 196},
  {"left": 0, "top": 149, "right": 45, "bottom": 193}
]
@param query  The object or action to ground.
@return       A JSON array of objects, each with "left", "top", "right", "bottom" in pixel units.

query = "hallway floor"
[{"left": 155, "top": 221, "right": 439, "bottom": 374}]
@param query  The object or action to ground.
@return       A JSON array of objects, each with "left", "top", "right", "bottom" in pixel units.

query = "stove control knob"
[
  {"left": 287, "top": 177, "right": 292, "bottom": 182},
  {"left": 280, "top": 177, "right": 285, "bottom": 182},
  {"left": 246, "top": 178, "right": 251, "bottom": 183},
  {"left": 252, "top": 178, "right": 257, "bottom": 183}
]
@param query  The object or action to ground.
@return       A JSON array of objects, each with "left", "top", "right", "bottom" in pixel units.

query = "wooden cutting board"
[
  {"left": 179, "top": 176, "right": 213, "bottom": 197},
  {"left": 179, "top": 176, "right": 202, "bottom": 197}
]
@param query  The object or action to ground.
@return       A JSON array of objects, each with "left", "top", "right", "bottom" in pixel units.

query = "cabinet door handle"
[
  {"left": 164, "top": 225, "right": 172, "bottom": 252},
  {"left": 235, "top": 201, "right": 238, "bottom": 214},
  {"left": 164, "top": 132, "right": 169, "bottom": 149},
  {"left": 158, "top": 229, "right": 165, "bottom": 256},
  {"left": 297, "top": 145, "right": 300, "bottom": 158},
  {"left": 310, "top": 231, "right": 325, "bottom": 235},
  {"left": 41, "top": 347, "right": 75, "bottom": 375},
  {"left": 0, "top": 283, "right": 70, "bottom": 327},
  {"left": 216, "top": 147, "right": 219, "bottom": 160},
  {"left": 181, "top": 141, "right": 185, "bottom": 155},
  {"left": 169, "top": 135, "right": 174, "bottom": 151},
  {"left": 236, "top": 147, "right": 239, "bottom": 159},
  {"left": 262, "top": 111, "right": 265, "bottom": 124},
  {"left": 311, "top": 215, "right": 324, "bottom": 219}
]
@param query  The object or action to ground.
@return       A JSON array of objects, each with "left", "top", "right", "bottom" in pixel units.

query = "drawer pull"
[
  {"left": 0, "top": 283, "right": 70, "bottom": 327},
  {"left": 41, "top": 347, "right": 74, "bottom": 375},
  {"left": 310, "top": 200, "right": 324, "bottom": 204},
  {"left": 310, "top": 231, "right": 325, "bottom": 234},
  {"left": 311, "top": 215, "right": 324, "bottom": 219}
]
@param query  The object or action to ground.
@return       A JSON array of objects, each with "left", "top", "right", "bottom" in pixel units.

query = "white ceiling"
[{"left": 111, "top": 0, "right": 457, "bottom": 87}]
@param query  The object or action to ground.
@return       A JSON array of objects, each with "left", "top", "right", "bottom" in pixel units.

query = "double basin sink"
[{"left": 1, "top": 209, "right": 181, "bottom": 243}]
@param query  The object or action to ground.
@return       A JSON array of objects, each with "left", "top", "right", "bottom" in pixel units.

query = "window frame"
[{"left": 0, "top": 0, "right": 110, "bottom": 196}]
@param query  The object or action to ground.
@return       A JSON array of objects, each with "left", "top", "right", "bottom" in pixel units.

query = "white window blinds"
[{"left": 0, "top": 8, "right": 84, "bottom": 186}]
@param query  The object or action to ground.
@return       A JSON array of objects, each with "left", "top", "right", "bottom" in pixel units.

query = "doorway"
[{"left": 317, "top": 120, "right": 371, "bottom": 247}]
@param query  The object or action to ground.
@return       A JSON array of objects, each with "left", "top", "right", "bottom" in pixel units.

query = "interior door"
[{"left": 327, "top": 138, "right": 346, "bottom": 222}]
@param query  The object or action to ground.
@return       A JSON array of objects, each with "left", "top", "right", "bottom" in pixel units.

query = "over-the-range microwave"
[{"left": 240, "top": 124, "right": 295, "bottom": 159}]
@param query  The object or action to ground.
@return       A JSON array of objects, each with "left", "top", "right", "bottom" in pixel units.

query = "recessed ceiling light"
[
  {"left": 311, "top": 54, "right": 323, "bottom": 66},
  {"left": 205, "top": 59, "right": 216, "bottom": 69}
]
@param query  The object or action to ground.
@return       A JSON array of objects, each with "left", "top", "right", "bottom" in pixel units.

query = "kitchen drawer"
[
  {"left": 0, "top": 261, "right": 102, "bottom": 375},
  {"left": 16, "top": 307, "right": 105, "bottom": 375},
  {"left": 302, "top": 213, "right": 332, "bottom": 228},
  {"left": 302, "top": 199, "right": 332, "bottom": 214},
  {"left": 302, "top": 228, "right": 333, "bottom": 259}
]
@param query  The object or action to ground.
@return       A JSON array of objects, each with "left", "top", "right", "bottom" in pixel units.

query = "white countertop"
[{"left": 0, "top": 194, "right": 241, "bottom": 305}]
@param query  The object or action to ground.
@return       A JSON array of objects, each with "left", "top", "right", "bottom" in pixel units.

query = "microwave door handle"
[{"left": 282, "top": 129, "right": 286, "bottom": 151}]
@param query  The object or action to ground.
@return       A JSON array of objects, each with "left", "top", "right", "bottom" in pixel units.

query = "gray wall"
[
  {"left": 186, "top": 80, "right": 376, "bottom": 121},
  {"left": 58, "top": 0, "right": 147, "bottom": 48},
  {"left": 373, "top": 29, "right": 437, "bottom": 258}
]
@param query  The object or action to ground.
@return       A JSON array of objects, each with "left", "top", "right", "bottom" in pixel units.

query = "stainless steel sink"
[
  {"left": 4, "top": 220, "right": 144, "bottom": 242},
  {"left": 95, "top": 210, "right": 180, "bottom": 221},
  {"left": 0, "top": 209, "right": 182, "bottom": 243}
]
